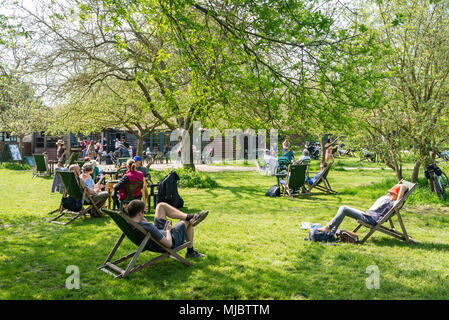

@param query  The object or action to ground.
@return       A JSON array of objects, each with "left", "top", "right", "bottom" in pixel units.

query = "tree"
[
  {"left": 12, "top": 0, "right": 361, "bottom": 169},
  {"left": 0, "top": 75, "right": 50, "bottom": 155},
  {"left": 49, "top": 79, "right": 164, "bottom": 157},
  {"left": 360, "top": 0, "right": 449, "bottom": 184}
]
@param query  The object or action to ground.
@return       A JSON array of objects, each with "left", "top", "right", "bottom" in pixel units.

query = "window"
[
  {"left": 0, "top": 132, "right": 17, "bottom": 142},
  {"left": 35, "top": 132, "right": 45, "bottom": 148}
]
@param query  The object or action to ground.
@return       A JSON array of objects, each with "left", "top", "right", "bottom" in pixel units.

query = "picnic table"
[{"left": 102, "top": 170, "right": 117, "bottom": 180}]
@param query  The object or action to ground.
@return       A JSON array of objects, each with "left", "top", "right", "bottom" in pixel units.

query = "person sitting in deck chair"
[
  {"left": 69, "top": 163, "right": 81, "bottom": 176},
  {"left": 316, "top": 183, "right": 408, "bottom": 233},
  {"left": 305, "top": 162, "right": 328, "bottom": 186},
  {"left": 294, "top": 149, "right": 311, "bottom": 165},
  {"left": 127, "top": 199, "right": 209, "bottom": 259},
  {"left": 112, "top": 159, "right": 144, "bottom": 209},
  {"left": 79, "top": 163, "right": 109, "bottom": 210}
]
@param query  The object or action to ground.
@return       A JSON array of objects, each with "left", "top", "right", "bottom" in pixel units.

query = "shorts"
[{"left": 154, "top": 217, "right": 186, "bottom": 249}]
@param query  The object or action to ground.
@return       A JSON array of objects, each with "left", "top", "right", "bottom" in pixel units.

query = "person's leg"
[
  {"left": 112, "top": 191, "right": 120, "bottom": 209},
  {"left": 155, "top": 202, "right": 187, "bottom": 221},
  {"left": 184, "top": 222, "right": 194, "bottom": 249},
  {"left": 318, "top": 206, "right": 371, "bottom": 232},
  {"left": 93, "top": 191, "right": 109, "bottom": 207},
  {"left": 183, "top": 221, "right": 205, "bottom": 258}
]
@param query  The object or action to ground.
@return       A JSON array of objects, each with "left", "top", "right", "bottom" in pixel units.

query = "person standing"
[{"left": 56, "top": 139, "right": 67, "bottom": 163}]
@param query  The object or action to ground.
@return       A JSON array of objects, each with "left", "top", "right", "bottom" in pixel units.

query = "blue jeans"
[{"left": 327, "top": 206, "right": 377, "bottom": 231}]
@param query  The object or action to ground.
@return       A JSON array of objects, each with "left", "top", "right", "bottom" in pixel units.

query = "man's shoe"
[
  {"left": 190, "top": 211, "right": 209, "bottom": 227},
  {"left": 185, "top": 250, "right": 205, "bottom": 259}
]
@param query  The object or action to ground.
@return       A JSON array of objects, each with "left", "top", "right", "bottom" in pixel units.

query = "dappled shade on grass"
[{"left": 1, "top": 164, "right": 449, "bottom": 299}]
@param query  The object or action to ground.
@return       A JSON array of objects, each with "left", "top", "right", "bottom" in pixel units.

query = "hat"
[
  {"left": 57, "top": 139, "right": 65, "bottom": 145},
  {"left": 133, "top": 156, "right": 142, "bottom": 162},
  {"left": 82, "top": 163, "right": 93, "bottom": 172},
  {"left": 89, "top": 160, "right": 98, "bottom": 166},
  {"left": 388, "top": 184, "right": 401, "bottom": 196}
]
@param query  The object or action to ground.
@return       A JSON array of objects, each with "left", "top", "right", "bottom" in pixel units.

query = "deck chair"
[
  {"left": 119, "top": 180, "right": 144, "bottom": 212},
  {"left": 99, "top": 208, "right": 192, "bottom": 278},
  {"left": 32, "top": 154, "right": 50, "bottom": 178},
  {"left": 254, "top": 159, "right": 268, "bottom": 175},
  {"left": 25, "top": 156, "right": 34, "bottom": 167},
  {"left": 277, "top": 156, "right": 290, "bottom": 173},
  {"left": 66, "top": 152, "right": 80, "bottom": 166},
  {"left": 307, "top": 164, "right": 337, "bottom": 194},
  {"left": 49, "top": 171, "right": 103, "bottom": 225},
  {"left": 352, "top": 179, "right": 417, "bottom": 244},
  {"left": 281, "top": 164, "right": 310, "bottom": 198},
  {"left": 118, "top": 157, "right": 129, "bottom": 167}
]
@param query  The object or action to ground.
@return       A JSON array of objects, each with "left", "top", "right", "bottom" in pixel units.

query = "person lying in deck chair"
[
  {"left": 305, "top": 162, "right": 328, "bottom": 186},
  {"left": 127, "top": 200, "right": 209, "bottom": 259},
  {"left": 317, "top": 183, "right": 408, "bottom": 233}
]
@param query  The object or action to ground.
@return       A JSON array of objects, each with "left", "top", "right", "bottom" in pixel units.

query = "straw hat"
[{"left": 57, "top": 139, "right": 65, "bottom": 145}]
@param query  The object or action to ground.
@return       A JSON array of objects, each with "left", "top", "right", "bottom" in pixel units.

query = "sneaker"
[
  {"left": 190, "top": 210, "right": 209, "bottom": 227},
  {"left": 185, "top": 250, "right": 205, "bottom": 259}
]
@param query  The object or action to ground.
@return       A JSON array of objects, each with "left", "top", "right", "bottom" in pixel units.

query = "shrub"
[
  {"left": 150, "top": 167, "right": 219, "bottom": 189},
  {"left": 0, "top": 162, "right": 31, "bottom": 170}
]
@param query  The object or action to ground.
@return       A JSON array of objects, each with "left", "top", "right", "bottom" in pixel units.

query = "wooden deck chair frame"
[
  {"left": 65, "top": 151, "right": 80, "bottom": 167},
  {"left": 307, "top": 165, "right": 337, "bottom": 194},
  {"left": 352, "top": 179, "right": 417, "bottom": 244},
  {"left": 282, "top": 164, "right": 310, "bottom": 198},
  {"left": 32, "top": 154, "right": 50, "bottom": 178},
  {"left": 99, "top": 209, "right": 192, "bottom": 278},
  {"left": 49, "top": 171, "right": 103, "bottom": 225}
]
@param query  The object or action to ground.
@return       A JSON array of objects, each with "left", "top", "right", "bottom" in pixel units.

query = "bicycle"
[{"left": 425, "top": 163, "right": 449, "bottom": 200}]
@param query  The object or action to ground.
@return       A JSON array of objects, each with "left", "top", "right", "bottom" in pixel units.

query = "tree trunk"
[
  {"left": 137, "top": 135, "right": 144, "bottom": 158},
  {"left": 320, "top": 135, "right": 326, "bottom": 167},
  {"left": 183, "top": 125, "right": 195, "bottom": 171},
  {"left": 395, "top": 165, "right": 403, "bottom": 182},
  {"left": 18, "top": 136, "right": 24, "bottom": 155},
  {"left": 411, "top": 160, "right": 420, "bottom": 183}
]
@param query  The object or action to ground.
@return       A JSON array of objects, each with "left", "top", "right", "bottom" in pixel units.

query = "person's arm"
[
  {"left": 159, "top": 222, "right": 173, "bottom": 248},
  {"left": 80, "top": 177, "right": 96, "bottom": 195},
  {"left": 113, "top": 175, "right": 129, "bottom": 193},
  {"left": 394, "top": 184, "right": 408, "bottom": 206}
]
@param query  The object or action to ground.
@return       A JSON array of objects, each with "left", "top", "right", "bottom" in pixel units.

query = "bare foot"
[{"left": 317, "top": 226, "right": 331, "bottom": 232}]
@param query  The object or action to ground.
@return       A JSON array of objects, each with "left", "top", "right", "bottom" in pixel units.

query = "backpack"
[
  {"left": 336, "top": 230, "right": 359, "bottom": 244},
  {"left": 265, "top": 185, "right": 281, "bottom": 197},
  {"left": 308, "top": 227, "right": 336, "bottom": 242},
  {"left": 157, "top": 171, "right": 184, "bottom": 208},
  {"left": 61, "top": 196, "right": 83, "bottom": 212}
]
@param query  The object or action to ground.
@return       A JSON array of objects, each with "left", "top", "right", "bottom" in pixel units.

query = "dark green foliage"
[{"left": 151, "top": 167, "right": 219, "bottom": 189}]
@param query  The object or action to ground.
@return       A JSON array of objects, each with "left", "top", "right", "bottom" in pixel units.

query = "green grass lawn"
[{"left": 1, "top": 164, "right": 449, "bottom": 299}]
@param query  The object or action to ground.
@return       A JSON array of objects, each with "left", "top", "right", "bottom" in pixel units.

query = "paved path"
[{"left": 99, "top": 163, "right": 414, "bottom": 173}]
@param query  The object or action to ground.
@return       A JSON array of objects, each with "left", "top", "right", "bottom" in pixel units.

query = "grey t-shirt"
[
  {"left": 365, "top": 195, "right": 394, "bottom": 223},
  {"left": 137, "top": 221, "right": 167, "bottom": 252},
  {"left": 137, "top": 166, "right": 150, "bottom": 179}
]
